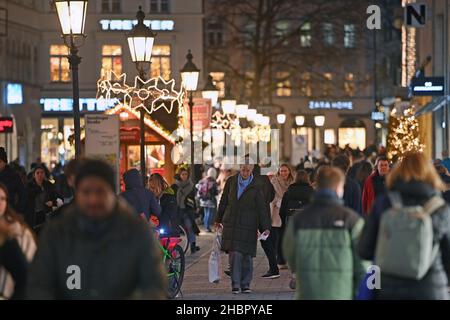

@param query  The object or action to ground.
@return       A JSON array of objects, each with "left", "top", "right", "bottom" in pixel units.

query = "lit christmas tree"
[{"left": 386, "top": 106, "right": 424, "bottom": 162}]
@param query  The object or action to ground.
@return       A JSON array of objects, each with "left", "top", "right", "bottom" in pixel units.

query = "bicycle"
[
  {"left": 156, "top": 227, "right": 185, "bottom": 299},
  {"left": 177, "top": 224, "right": 189, "bottom": 254}
]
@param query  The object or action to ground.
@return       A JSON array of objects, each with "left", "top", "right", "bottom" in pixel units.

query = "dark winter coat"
[
  {"left": 120, "top": 169, "right": 161, "bottom": 220},
  {"left": 158, "top": 188, "right": 180, "bottom": 236},
  {"left": 25, "top": 179, "right": 58, "bottom": 229},
  {"left": 343, "top": 176, "right": 362, "bottom": 215},
  {"left": 279, "top": 182, "right": 314, "bottom": 227},
  {"left": 358, "top": 180, "right": 450, "bottom": 300},
  {"left": 0, "top": 165, "right": 26, "bottom": 214},
  {"left": 253, "top": 174, "right": 276, "bottom": 205},
  {"left": 27, "top": 199, "right": 166, "bottom": 299},
  {"left": 216, "top": 174, "right": 271, "bottom": 257}
]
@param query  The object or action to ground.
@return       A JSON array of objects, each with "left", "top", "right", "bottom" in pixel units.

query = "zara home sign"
[
  {"left": 308, "top": 100, "right": 353, "bottom": 110},
  {"left": 99, "top": 19, "right": 175, "bottom": 31}
]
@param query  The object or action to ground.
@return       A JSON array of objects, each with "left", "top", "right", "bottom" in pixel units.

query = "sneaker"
[
  {"left": 241, "top": 288, "right": 252, "bottom": 294},
  {"left": 261, "top": 272, "right": 281, "bottom": 279},
  {"left": 232, "top": 288, "right": 240, "bottom": 294},
  {"left": 224, "top": 270, "right": 231, "bottom": 277}
]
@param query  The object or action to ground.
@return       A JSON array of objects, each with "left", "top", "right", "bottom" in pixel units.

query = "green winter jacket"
[{"left": 283, "top": 189, "right": 369, "bottom": 300}]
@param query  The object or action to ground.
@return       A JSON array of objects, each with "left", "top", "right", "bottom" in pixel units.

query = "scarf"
[
  {"left": 237, "top": 174, "right": 253, "bottom": 199},
  {"left": 176, "top": 179, "right": 194, "bottom": 209},
  {"left": 271, "top": 174, "right": 292, "bottom": 200}
]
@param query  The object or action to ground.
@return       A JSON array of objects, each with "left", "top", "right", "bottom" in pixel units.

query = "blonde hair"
[
  {"left": 278, "top": 163, "right": 295, "bottom": 183},
  {"left": 386, "top": 152, "right": 444, "bottom": 191}
]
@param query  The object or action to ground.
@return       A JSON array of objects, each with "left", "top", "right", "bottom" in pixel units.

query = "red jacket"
[{"left": 362, "top": 172, "right": 376, "bottom": 215}]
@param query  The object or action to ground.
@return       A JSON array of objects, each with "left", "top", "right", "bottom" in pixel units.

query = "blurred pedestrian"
[
  {"left": 332, "top": 154, "right": 362, "bottom": 214},
  {"left": 25, "top": 165, "right": 59, "bottom": 230},
  {"left": 148, "top": 173, "right": 180, "bottom": 236},
  {"left": 261, "top": 164, "right": 294, "bottom": 276},
  {"left": 27, "top": 159, "right": 166, "bottom": 299},
  {"left": 362, "top": 156, "right": 390, "bottom": 214},
  {"left": 120, "top": 168, "right": 161, "bottom": 220},
  {"left": 176, "top": 168, "right": 199, "bottom": 254},
  {"left": 0, "top": 147, "right": 26, "bottom": 214},
  {"left": 283, "top": 166, "right": 368, "bottom": 299},
  {"left": 0, "top": 183, "right": 36, "bottom": 299},
  {"left": 359, "top": 152, "right": 450, "bottom": 300},
  {"left": 216, "top": 162, "right": 271, "bottom": 294},
  {"left": 196, "top": 168, "right": 219, "bottom": 232}
]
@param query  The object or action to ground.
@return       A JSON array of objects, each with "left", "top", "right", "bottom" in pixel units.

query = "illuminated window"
[
  {"left": 101, "top": 45, "right": 122, "bottom": 79},
  {"left": 344, "top": 73, "right": 355, "bottom": 97},
  {"left": 150, "top": 0, "right": 170, "bottom": 13},
  {"left": 151, "top": 45, "right": 171, "bottom": 80},
  {"left": 324, "top": 129, "right": 336, "bottom": 145},
  {"left": 102, "top": 0, "right": 121, "bottom": 13},
  {"left": 323, "top": 23, "right": 334, "bottom": 46},
  {"left": 276, "top": 72, "right": 291, "bottom": 97},
  {"left": 210, "top": 72, "right": 225, "bottom": 98},
  {"left": 344, "top": 24, "right": 356, "bottom": 48},
  {"left": 338, "top": 127, "right": 366, "bottom": 149},
  {"left": 50, "top": 45, "right": 70, "bottom": 82},
  {"left": 300, "top": 22, "right": 312, "bottom": 47},
  {"left": 322, "top": 73, "right": 333, "bottom": 96},
  {"left": 300, "top": 72, "right": 312, "bottom": 97}
]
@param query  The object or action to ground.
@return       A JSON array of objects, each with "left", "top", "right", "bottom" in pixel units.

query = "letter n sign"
[{"left": 405, "top": 3, "right": 427, "bottom": 28}]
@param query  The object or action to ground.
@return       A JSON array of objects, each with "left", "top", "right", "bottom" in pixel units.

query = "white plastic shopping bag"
[{"left": 208, "top": 231, "right": 222, "bottom": 283}]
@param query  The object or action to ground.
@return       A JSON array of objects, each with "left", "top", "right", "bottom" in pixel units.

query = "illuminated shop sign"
[
  {"left": 411, "top": 77, "right": 445, "bottom": 96},
  {"left": 99, "top": 19, "right": 175, "bottom": 31},
  {"left": 6, "top": 83, "right": 23, "bottom": 104},
  {"left": 0, "top": 117, "right": 13, "bottom": 133},
  {"left": 308, "top": 101, "right": 353, "bottom": 110},
  {"left": 40, "top": 98, "right": 118, "bottom": 113},
  {"left": 371, "top": 112, "right": 385, "bottom": 121}
]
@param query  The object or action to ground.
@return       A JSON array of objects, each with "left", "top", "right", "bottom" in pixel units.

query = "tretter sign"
[{"left": 99, "top": 19, "right": 174, "bottom": 31}]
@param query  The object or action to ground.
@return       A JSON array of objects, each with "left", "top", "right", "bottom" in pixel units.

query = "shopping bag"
[{"left": 208, "top": 232, "right": 222, "bottom": 283}]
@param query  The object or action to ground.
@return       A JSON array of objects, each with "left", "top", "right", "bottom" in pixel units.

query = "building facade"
[{"left": 1, "top": 0, "right": 203, "bottom": 170}]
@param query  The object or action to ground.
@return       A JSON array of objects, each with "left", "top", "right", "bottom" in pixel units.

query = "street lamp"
[
  {"left": 180, "top": 50, "right": 200, "bottom": 182},
  {"left": 236, "top": 103, "right": 249, "bottom": 118},
  {"left": 127, "top": 6, "right": 156, "bottom": 183},
  {"left": 54, "top": 0, "right": 89, "bottom": 158},
  {"left": 246, "top": 108, "right": 257, "bottom": 122},
  {"left": 221, "top": 85, "right": 236, "bottom": 114},
  {"left": 201, "top": 74, "right": 219, "bottom": 107},
  {"left": 295, "top": 115, "right": 305, "bottom": 126},
  {"left": 276, "top": 113, "right": 286, "bottom": 124}
]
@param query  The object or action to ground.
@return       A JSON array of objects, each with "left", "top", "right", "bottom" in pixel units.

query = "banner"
[
  {"left": 85, "top": 114, "right": 120, "bottom": 191},
  {"left": 184, "top": 98, "right": 212, "bottom": 131}
]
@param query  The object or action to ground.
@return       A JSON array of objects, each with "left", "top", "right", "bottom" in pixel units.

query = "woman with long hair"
[
  {"left": 261, "top": 164, "right": 295, "bottom": 278},
  {"left": 359, "top": 152, "right": 450, "bottom": 299},
  {"left": 0, "top": 183, "right": 37, "bottom": 299}
]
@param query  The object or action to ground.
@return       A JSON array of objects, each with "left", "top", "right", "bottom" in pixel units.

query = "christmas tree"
[{"left": 386, "top": 106, "right": 424, "bottom": 162}]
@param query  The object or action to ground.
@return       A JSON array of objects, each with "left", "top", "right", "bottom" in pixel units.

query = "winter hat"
[
  {"left": 0, "top": 147, "right": 7, "bottom": 163},
  {"left": 75, "top": 159, "right": 116, "bottom": 192},
  {"left": 207, "top": 167, "right": 217, "bottom": 179}
]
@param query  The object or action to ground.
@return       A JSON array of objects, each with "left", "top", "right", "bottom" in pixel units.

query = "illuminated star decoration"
[{"left": 96, "top": 70, "right": 184, "bottom": 115}]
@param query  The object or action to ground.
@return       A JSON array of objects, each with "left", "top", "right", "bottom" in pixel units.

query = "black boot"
[{"left": 190, "top": 242, "right": 200, "bottom": 254}]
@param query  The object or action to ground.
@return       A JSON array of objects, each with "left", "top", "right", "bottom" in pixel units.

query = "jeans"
[
  {"left": 203, "top": 207, "right": 216, "bottom": 230},
  {"left": 181, "top": 209, "right": 196, "bottom": 244},
  {"left": 260, "top": 227, "right": 281, "bottom": 274},
  {"left": 229, "top": 251, "right": 253, "bottom": 289}
]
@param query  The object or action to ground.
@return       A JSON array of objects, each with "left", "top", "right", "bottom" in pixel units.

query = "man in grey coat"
[
  {"left": 216, "top": 163, "right": 271, "bottom": 294},
  {"left": 27, "top": 159, "right": 166, "bottom": 300}
]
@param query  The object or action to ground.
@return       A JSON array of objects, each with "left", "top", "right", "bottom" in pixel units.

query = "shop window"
[
  {"left": 300, "top": 22, "right": 312, "bottom": 47},
  {"left": 150, "top": 0, "right": 170, "bottom": 13},
  {"left": 338, "top": 127, "right": 366, "bottom": 149},
  {"left": 210, "top": 72, "right": 225, "bottom": 98},
  {"left": 127, "top": 145, "right": 166, "bottom": 174},
  {"left": 276, "top": 72, "right": 292, "bottom": 97},
  {"left": 151, "top": 45, "right": 171, "bottom": 80},
  {"left": 50, "top": 45, "right": 70, "bottom": 82},
  {"left": 344, "top": 73, "right": 355, "bottom": 97},
  {"left": 101, "top": 45, "right": 122, "bottom": 79},
  {"left": 324, "top": 129, "right": 336, "bottom": 145}
]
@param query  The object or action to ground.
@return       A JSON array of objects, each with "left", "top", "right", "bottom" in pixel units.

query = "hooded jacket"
[
  {"left": 0, "top": 165, "right": 26, "bottom": 214},
  {"left": 120, "top": 169, "right": 161, "bottom": 220}
]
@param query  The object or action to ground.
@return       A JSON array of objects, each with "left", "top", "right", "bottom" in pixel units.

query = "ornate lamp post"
[
  {"left": 180, "top": 50, "right": 200, "bottom": 182},
  {"left": 201, "top": 74, "right": 219, "bottom": 107},
  {"left": 54, "top": 0, "right": 89, "bottom": 157},
  {"left": 127, "top": 6, "right": 156, "bottom": 183}
]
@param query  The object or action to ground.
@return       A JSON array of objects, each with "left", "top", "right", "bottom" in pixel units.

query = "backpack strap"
[
  {"left": 422, "top": 196, "right": 446, "bottom": 216},
  {"left": 387, "top": 191, "right": 403, "bottom": 209}
]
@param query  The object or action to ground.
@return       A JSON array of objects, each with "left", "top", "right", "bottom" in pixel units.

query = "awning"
[{"left": 415, "top": 96, "right": 450, "bottom": 116}]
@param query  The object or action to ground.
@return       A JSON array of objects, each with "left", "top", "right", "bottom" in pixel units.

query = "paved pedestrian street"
[{"left": 179, "top": 229, "right": 295, "bottom": 300}]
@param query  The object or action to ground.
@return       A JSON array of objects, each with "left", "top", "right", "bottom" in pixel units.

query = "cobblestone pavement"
[{"left": 179, "top": 229, "right": 295, "bottom": 300}]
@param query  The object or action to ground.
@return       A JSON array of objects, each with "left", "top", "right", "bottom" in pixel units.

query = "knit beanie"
[{"left": 75, "top": 159, "right": 116, "bottom": 192}]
